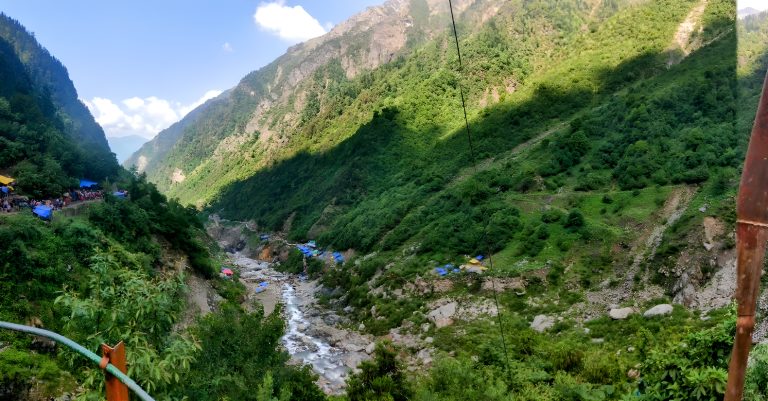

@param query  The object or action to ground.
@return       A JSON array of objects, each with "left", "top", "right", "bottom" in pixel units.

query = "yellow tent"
[
  {"left": 469, "top": 258, "right": 481, "bottom": 265},
  {"left": 461, "top": 264, "right": 487, "bottom": 273},
  {"left": 0, "top": 175, "right": 14, "bottom": 185}
]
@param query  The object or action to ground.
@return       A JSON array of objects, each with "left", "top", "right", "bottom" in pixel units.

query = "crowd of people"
[{"left": 1, "top": 189, "right": 104, "bottom": 214}]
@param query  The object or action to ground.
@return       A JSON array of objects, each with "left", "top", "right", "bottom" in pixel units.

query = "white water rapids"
[
  {"left": 230, "top": 252, "right": 363, "bottom": 394},
  {"left": 280, "top": 283, "right": 350, "bottom": 388}
]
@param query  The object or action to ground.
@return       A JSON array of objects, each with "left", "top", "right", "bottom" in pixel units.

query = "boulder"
[
  {"left": 365, "top": 342, "right": 376, "bottom": 354},
  {"left": 428, "top": 301, "right": 457, "bottom": 328},
  {"left": 343, "top": 352, "right": 368, "bottom": 369},
  {"left": 417, "top": 348, "right": 433, "bottom": 365},
  {"left": 609, "top": 307, "right": 634, "bottom": 320},
  {"left": 344, "top": 343, "right": 366, "bottom": 352},
  {"left": 530, "top": 315, "right": 555, "bottom": 332},
  {"left": 643, "top": 304, "right": 674, "bottom": 317}
]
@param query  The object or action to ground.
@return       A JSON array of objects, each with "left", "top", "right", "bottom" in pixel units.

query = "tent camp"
[
  {"left": 32, "top": 205, "right": 53, "bottom": 220},
  {"left": 79, "top": 179, "right": 98, "bottom": 188}
]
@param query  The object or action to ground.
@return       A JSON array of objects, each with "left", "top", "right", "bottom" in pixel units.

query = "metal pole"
[
  {"left": 0, "top": 321, "right": 156, "bottom": 401},
  {"left": 102, "top": 342, "right": 130, "bottom": 401},
  {"left": 725, "top": 69, "right": 768, "bottom": 400}
]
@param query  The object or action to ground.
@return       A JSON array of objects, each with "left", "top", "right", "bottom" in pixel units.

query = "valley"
[{"left": 2, "top": 0, "right": 768, "bottom": 400}]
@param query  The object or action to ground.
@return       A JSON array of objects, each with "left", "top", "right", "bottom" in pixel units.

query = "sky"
[
  {"left": 739, "top": 0, "right": 768, "bottom": 11},
  {"left": 0, "top": 1, "right": 384, "bottom": 139}
]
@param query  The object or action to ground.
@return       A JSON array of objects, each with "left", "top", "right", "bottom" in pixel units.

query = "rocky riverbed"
[{"left": 230, "top": 252, "right": 373, "bottom": 394}]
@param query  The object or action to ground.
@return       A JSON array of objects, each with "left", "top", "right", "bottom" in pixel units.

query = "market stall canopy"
[
  {"left": 33, "top": 205, "right": 52, "bottom": 220},
  {"left": 79, "top": 179, "right": 98, "bottom": 188},
  {"left": 0, "top": 175, "right": 14, "bottom": 185}
]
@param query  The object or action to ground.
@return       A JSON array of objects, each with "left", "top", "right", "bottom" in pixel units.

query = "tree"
[{"left": 347, "top": 342, "right": 412, "bottom": 401}]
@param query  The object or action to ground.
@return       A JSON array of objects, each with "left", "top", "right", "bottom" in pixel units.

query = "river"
[{"left": 230, "top": 252, "right": 371, "bottom": 394}]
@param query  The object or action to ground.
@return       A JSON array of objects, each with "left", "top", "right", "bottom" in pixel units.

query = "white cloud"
[
  {"left": 84, "top": 89, "right": 222, "bottom": 139},
  {"left": 254, "top": 1, "right": 327, "bottom": 43},
  {"left": 223, "top": 42, "right": 233, "bottom": 52}
]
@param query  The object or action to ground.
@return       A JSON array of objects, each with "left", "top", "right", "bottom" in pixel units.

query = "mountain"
[
  {"left": 125, "top": 90, "right": 226, "bottom": 173},
  {"left": 738, "top": 7, "right": 763, "bottom": 19},
  {"left": 140, "top": 0, "right": 754, "bottom": 398},
  {"left": 134, "top": 0, "right": 736, "bottom": 243},
  {"left": 0, "top": 13, "right": 118, "bottom": 196},
  {"left": 108, "top": 134, "right": 148, "bottom": 163},
  {"left": 132, "top": 0, "right": 646, "bottom": 204}
]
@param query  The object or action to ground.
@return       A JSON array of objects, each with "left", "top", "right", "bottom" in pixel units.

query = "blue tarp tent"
[
  {"left": 113, "top": 191, "right": 127, "bottom": 198},
  {"left": 33, "top": 205, "right": 52, "bottom": 220},
  {"left": 332, "top": 252, "right": 344, "bottom": 263},
  {"left": 296, "top": 245, "right": 313, "bottom": 257},
  {"left": 79, "top": 179, "right": 98, "bottom": 188},
  {"left": 1, "top": 186, "right": 8, "bottom": 194}
]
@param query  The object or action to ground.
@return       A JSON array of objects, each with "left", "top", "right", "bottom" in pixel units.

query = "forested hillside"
[
  {"left": 136, "top": 0, "right": 736, "bottom": 255},
  {"left": 130, "top": 0, "right": 768, "bottom": 399},
  {"left": 0, "top": 14, "right": 117, "bottom": 195},
  {"left": 129, "top": 0, "right": 635, "bottom": 202}
]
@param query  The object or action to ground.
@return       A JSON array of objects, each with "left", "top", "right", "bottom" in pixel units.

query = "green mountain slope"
[
  {"left": 0, "top": 13, "right": 118, "bottom": 195},
  {"left": 209, "top": 0, "right": 733, "bottom": 251},
  {"left": 129, "top": 0, "right": 639, "bottom": 203}
]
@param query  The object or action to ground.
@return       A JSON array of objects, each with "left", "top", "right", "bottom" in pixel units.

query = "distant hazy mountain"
[
  {"left": 739, "top": 7, "right": 763, "bottom": 18},
  {"left": 108, "top": 135, "right": 148, "bottom": 163}
]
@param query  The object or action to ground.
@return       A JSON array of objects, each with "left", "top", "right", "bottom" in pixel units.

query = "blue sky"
[{"left": 1, "top": 1, "right": 384, "bottom": 139}]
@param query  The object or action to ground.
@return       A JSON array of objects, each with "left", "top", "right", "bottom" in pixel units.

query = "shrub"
[
  {"left": 347, "top": 342, "right": 411, "bottom": 401},
  {"left": 564, "top": 210, "right": 586, "bottom": 231}
]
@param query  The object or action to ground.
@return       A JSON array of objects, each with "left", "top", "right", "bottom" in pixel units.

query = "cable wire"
[{"left": 447, "top": 0, "right": 511, "bottom": 370}]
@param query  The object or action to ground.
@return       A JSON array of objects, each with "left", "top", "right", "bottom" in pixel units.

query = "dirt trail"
[
  {"left": 449, "top": 121, "right": 568, "bottom": 186},
  {"left": 668, "top": 0, "right": 708, "bottom": 65},
  {"left": 620, "top": 185, "right": 697, "bottom": 295}
]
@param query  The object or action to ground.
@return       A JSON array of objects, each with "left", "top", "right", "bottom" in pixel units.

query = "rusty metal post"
[
  {"left": 725, "top": 70, "right": 768, "bottom": 401},
  {"left": 101, "top": 342, "right": 130, "bottom": 401}
]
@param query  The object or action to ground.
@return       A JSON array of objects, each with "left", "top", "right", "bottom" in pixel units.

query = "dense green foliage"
[
  {"left": 0, "top": 174, "right": 326, "bottom": 400},
  {"left": 172, "top": 303, "right": 325, "bottom": 401},
  {"left": 88, "top": 171, "right": 216, "bottom": 277},
  {"left": 346, "top": 342, "right": 412, "bottom": 401}
]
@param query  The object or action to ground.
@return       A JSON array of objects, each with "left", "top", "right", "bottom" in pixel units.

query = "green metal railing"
[{"left": 0, "top": 321, "right": 155, "bottom": 401}]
